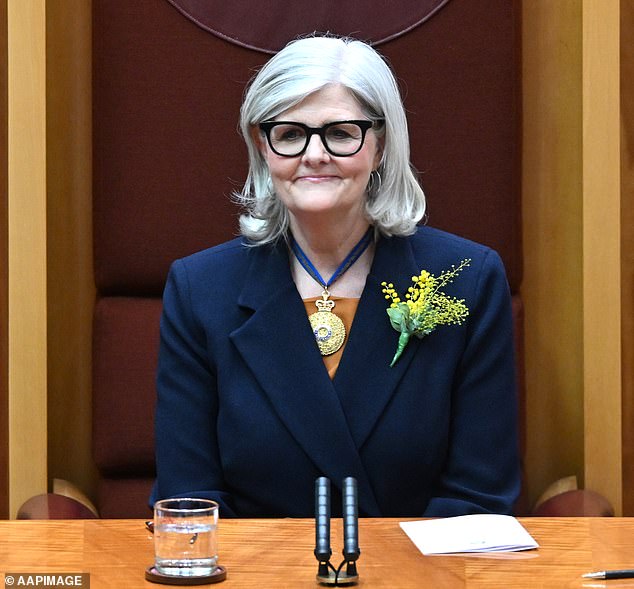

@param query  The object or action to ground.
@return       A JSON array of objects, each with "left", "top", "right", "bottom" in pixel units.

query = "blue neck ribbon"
[{"left": 290, "top": 227, "right": 374, "bottom": 289}]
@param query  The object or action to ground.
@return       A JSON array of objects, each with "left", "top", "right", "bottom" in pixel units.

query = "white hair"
[{"left": 235, "top": 35, "right": 426, "bottom": 244}]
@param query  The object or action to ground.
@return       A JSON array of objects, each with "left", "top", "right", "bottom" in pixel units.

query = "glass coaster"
[{"left": 145, "top": 565, "right": 227, "bottom": 585}]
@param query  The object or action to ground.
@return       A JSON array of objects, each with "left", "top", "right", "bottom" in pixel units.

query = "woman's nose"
[{"left": 301, "top": 134, "right": 330, "bottom": 162}]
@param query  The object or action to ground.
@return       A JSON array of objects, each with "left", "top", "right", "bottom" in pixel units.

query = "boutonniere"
[{"left": 381, "top": 259, "right": 471, "bottom": 367}]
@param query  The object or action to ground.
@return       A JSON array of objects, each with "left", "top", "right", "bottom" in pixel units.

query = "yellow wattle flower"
[{"left": 382, "top": 259, "right": 471, "bottom": 366}]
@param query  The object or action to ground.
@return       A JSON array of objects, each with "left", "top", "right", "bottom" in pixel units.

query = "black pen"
[{"left": 583, "top": 570, "right": 634, "bottom": 580}]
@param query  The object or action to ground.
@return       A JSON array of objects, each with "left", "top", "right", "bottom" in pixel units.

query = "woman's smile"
[{"left": 295, "top": 174, "right": 340, "bottom": 183}]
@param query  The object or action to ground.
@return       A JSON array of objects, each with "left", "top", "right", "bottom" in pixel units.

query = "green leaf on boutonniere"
[{"left": 386, "top": 303, "right": 410, "bottom": 332}]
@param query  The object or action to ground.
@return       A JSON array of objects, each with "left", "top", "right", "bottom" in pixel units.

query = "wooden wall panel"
[
  {"left": 523, "top": 1, "right": 623, "bottom": 513},
  {"left": 7, "top": 0, "right": 47, "bottom": 517},
  {"left": 0, "top": 0, "right": 9, "bottom": 519},
  {"left": 46, "top": 0, "right": 96, "bottom": 504},
  {"left": 582, "top": 0, "right": 622, "bottom": 514},
  {"left": 522, "top": 1, "right": 584, "bottom": 508},
  {"left": 620, "top": 0, "right": 634, "bottom": 515}
]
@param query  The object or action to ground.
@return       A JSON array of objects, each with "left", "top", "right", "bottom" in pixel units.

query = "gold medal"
[{"left": 309, "top": 290, "right": 345, "bottom": 356}]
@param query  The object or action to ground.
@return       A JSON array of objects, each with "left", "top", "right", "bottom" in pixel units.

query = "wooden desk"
[{"left": 1, "top": 518, "right": 634, "bottom": 588}]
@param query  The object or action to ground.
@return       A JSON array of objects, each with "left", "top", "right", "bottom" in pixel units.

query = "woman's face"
[{"left": 256, "top": 84, "right": 382, "bottom": 227}]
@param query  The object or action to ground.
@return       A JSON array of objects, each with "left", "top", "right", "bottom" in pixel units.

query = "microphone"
[
  {"left": 342, "top": 477, "right": 360, "bottom": 579},
  {"left": 315, "top": 477, "right": 331, "bottom": 560},
  {"left": 315, "top": 477, "right": 332, "bottom": 578}
]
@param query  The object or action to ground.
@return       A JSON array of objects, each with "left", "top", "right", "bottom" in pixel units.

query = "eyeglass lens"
[{"left": 266, "top": 121, "right": 369, "bottom": 157}]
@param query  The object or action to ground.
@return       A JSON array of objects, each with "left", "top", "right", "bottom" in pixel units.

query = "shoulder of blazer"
[
  {"left": 179, "top": 236, "right": 253, "bottom": 269},
  {"left": 173, "top": 238, "right": 286, "bottom": 284},
  {"left": 409, "top": 226, "right": 494, "bottom": 264}
]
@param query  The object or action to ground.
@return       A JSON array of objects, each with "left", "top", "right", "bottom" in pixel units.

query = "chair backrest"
[{"left": 92, "top": 0, "right": 522, "bottom": 518}]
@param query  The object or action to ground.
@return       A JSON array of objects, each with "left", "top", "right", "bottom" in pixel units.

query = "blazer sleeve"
[
  {"left": 151, "top": 259, "right": 237, "bottom": 517},
  {"left": 423, "top": 248, "right": 521, "bottom": 516}
]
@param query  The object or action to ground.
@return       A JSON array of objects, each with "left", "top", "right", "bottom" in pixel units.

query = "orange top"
[{"left": 303, "top": 297, "right": 360, "bottom": 379}]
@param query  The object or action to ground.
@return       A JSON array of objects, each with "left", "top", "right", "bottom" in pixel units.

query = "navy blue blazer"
[{"left": 151, "top": 226, "right": 521, "bottom": 517}]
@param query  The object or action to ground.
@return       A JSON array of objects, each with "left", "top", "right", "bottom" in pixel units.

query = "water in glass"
[{"left": 155, "top": 520, "right": 218, "bottom": 576}]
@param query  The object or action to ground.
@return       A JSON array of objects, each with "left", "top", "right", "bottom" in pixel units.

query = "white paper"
[{"left": 399, "top": 514, "right": 539, "bottom": 555}]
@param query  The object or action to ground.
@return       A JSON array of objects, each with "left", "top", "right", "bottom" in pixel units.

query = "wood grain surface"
[{"left": 2, "top": 518, "right": 634, "bottom": 588}]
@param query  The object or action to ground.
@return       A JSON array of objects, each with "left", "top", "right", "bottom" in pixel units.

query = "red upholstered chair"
[
  {"left": 18, "top": 0, "right": 609, "bottom": 518},
  {"left": 89, "top": 0, "right": 526, "bottom": 518}
]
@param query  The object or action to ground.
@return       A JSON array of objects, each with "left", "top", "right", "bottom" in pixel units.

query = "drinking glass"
[{"left": 153, "top": 498, "right": 219, "bottom": 577}]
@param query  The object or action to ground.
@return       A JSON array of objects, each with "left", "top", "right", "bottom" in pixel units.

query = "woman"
[{"left": 152, "top": 35, "right": 520, "bottom": 517}]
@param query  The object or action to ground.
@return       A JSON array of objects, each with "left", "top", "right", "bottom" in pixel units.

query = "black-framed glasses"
[{"left": 259, "top": 120, "right": 377, "bottom": 157}]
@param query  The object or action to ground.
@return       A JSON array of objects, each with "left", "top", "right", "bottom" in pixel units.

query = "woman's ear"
[
  {"left": 373, "top": 139, "right": 384, "bottom": 170},
  {"left": 373, "top": 120, "right": 385, "bottom": 169},
  {"left": 251, "top": 126, "right": 267, "bottom": 157}
]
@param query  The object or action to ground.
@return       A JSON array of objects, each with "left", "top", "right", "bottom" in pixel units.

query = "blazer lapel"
[
  {"left": 229, "top": 242, "right": 382, "bottom": 515},
  {"left": 333, "top": 235, "right": 423, "bottom": 450}
]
